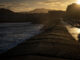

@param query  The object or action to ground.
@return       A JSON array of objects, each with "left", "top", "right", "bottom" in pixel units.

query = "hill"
[
  {"left": 0, "top": 8, "right": 65, "bottom": 29},
  {"left": 64, "top": 3, "right": 80, "bottom": 27},
  {"left": 29, "top": 8, "right": 49, "bottom": 13}
]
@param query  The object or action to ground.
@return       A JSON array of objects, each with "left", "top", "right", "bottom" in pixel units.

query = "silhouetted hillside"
[
  {"left": 64, "top": 3, "right": 80, "bottom": 26},
  {"left": 0, "top": 8, "right": 65, "bottom": 29},
  {"left": 66, "top": 3, "right": 80, "bottom": 18},
  {"left": 0, "top": 8, "right": 13, "bottom": 14},
  {"left": 29, "top": 8, "right": 49, "bottom": 13},
  {"left": 48, "top": 10, "right": 64, "bottom": 18}
]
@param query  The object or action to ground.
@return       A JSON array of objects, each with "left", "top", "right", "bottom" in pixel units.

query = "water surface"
[
  {"left": 0, "top": 22, "right": 44, "bottom": 54},
  {"left": 61, "top": 20, "right": 80, "bottom": 41}
]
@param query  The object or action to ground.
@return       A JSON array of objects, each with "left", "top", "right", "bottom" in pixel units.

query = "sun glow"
[{"left": 76, "top": 0, "right": 80, "bottom": 4}]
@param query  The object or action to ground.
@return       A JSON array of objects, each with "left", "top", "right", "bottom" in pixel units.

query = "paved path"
[{"left": 1, "top": 21, "right": 80, "bottom": 60}]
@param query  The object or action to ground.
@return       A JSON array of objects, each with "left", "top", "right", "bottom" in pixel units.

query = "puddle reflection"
[
  {"left": 66, "top": 25, "right": 80, "bottom": 41},
  {"left": 61, "top": 20, "right": 80, "bottom": 41}
]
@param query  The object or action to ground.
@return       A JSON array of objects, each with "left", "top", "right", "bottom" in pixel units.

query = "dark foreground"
[{"left": 0, "top": 20, "right": 80, "bottom": 60}]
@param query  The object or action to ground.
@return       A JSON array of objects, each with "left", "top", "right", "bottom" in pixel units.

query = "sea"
[{"left": 0, "top": 22, "right": 44, "bottom": 54}]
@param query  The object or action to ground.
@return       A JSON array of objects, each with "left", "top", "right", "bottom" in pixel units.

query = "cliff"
[{"left": 64, "top": 3, "right": 80, "bottom": 26}]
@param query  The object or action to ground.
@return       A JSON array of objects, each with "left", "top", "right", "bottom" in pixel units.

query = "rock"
[{"left": 64, "top": 3, "right": 80, "bottom": 26}]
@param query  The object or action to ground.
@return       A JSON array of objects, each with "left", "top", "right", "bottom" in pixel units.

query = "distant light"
[
  {"left": 77, "top": 29, "right": 80, "bottom": 33},
  {"left": 76, "top": 0, "right": 80, "bottom": 4}
]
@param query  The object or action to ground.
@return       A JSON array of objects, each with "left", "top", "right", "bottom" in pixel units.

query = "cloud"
[
  {"left": 11, "top": 7, "right": 33, "bottom": 12},
  {"left": 0, "top": 0, "right": 77, "bottom": 12},
  {"left": 37, "top": 1, "right": 71, "bottom": 10},
  {"left": 0, "top": 2, "right": 33, "bottom": 12}
]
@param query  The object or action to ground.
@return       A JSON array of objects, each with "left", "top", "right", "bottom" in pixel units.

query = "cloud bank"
[{"left": 0, "top": 0, "right": 76, "bottom": 12}]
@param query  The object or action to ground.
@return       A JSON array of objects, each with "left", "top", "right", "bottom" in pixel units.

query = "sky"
[{"left": 0, "top": 0, "right": 78, "bottom": 12}]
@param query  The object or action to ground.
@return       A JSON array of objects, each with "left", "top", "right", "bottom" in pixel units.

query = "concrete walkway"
[{"left": 1, "top": 21, "right": 80, "bottom": 60}]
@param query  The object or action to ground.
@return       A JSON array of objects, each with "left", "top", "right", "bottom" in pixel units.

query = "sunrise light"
[{"left": 76, "top": 0, "right": 80, "bottom": 4}]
